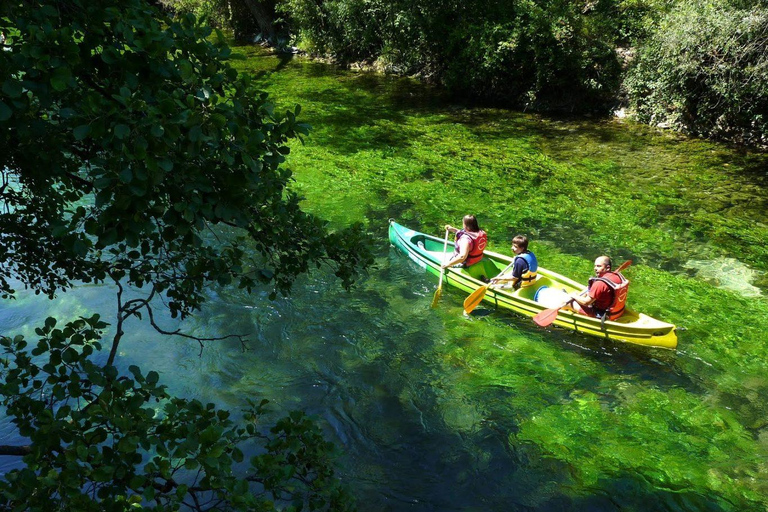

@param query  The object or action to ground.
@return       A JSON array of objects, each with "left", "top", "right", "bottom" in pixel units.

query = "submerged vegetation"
[
  {"left": 226, "top": 43, "right": 768, "bottom": 509},
  {"left": 229, "top": 44, "right": 768, "bottom": 287},
  {"left": 0, "top": 0, "right": 767, "bottom": 510}
]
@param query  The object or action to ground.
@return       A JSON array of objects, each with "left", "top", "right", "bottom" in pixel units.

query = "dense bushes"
[
  {"left": 278, "top": 0, "right": 625, "bottom": 111},
  {"left": 625, "top": 0, "right": 768, "bottom": 145},
  {"left": 161, "top": 0, "right": 768, "bottom": 145}
]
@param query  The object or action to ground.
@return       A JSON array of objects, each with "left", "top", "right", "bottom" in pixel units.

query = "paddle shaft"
[
  {"left": 436, "top": 228, "right": 450, "bottom": 290},
  {"left": 430, "top": 229, "right": 451, "bottom": 308}
]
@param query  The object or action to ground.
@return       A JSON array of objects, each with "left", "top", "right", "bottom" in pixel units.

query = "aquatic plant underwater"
[{"left": 226, "top": 46, "right": 768, "bottom": 510}]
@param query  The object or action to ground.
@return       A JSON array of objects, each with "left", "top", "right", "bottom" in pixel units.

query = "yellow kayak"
[{"left": 389, "top": 220, "right": 677, "bottom": 349}]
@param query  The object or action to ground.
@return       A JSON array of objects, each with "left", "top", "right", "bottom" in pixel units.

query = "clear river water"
[{"left": 2, "top": 46, "right": 768, "bottom": 511}]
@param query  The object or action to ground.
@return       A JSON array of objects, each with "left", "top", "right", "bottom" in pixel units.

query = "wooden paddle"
[
  {"left": 430, "top": 229, "right": 450, "bottom": 308},
  {"left": 463, "top": 260, "right": 516, "bottom": 315},
  {"left": 532, "top": 260, "right": 632, "bottom": 328}
]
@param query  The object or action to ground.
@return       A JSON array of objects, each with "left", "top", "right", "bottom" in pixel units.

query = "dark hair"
[
  {"left": 512, "top": 235, "right": 529, "bottom": 251},
  {"left": 463, "top": 214, "right": 480, "bottom": 232}
]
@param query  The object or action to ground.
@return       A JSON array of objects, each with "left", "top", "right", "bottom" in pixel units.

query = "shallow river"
[{"left": 2, "top": 47, "right": 768, "bottom": 511}]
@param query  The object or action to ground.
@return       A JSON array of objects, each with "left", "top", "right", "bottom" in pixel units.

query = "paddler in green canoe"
[
  {"left": 567, "top": 256, "right": 630, "bottom": 320},
  {"left": 489, "top": 234, "right": 538, "bottom": 290},
  {"left": 440, "top": 215, "right": 488, "bottom": 269}
]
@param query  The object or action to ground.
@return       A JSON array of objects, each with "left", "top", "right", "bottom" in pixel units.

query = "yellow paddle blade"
[
  {"left": 431, "top": 286, "right": 443, "bottom": 308},
  {"left": 463, "top": 284, "right": 490, "bottom": 314}
]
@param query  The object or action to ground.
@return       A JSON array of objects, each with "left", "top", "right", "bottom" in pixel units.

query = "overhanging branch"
[{"left": 0, "top": 445, "right": 32, "bottom": 456}]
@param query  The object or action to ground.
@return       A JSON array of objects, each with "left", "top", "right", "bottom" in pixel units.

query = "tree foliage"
[
  {"left": 0, "top": 317, "right": 354, "bottom": 511},
  {"left": 275, "top": 0, "right": 625, "bottom": 110},
  {"left": 158, "top": 0, "right": 233, "bottom": 29},
  {"left": 159, "top": 0, "right": 283, "bottom": 43},
  {"left": 0, "top": 0, "right": 371, "bottom": 507},
  {"left": 0, "top": 0, "right": 373, "bottom": 321},
  {"left": 624, "top": 0, "right": 768, "bottom": 145}
]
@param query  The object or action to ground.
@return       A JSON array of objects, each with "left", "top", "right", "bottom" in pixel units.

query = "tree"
[
  {"left": 0, "top": 316, "right": 355, "bottom": 511},
  {"left": 275, "top": 0, "right": 624, "bottom": 111},
  {"left": 159, "top": 0, "right": 281, "bottom": 43},
  {"left": 0, "top": 0, "right": 373, "bottom": 361},
  {"left": 624, "top": 0, "right": 768, "bottom": 145},
  {"left": 0, "top": 0, "right": 371, "bottom": 507}
]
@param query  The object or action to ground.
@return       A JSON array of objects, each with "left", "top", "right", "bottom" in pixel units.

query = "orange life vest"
[
  {"left": 455, "top": 229, "right": 487, "bottom": 266},
  {"left": 588, "top": 271, "right": 629, "bottom": 320}
]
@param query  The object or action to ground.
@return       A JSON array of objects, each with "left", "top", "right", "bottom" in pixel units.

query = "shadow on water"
[{"left": 288, "top": 74, "right": 448, "bottom": 156}]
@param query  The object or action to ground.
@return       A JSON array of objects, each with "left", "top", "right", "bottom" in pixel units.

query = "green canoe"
[{"left": 389, "top": 220, "right": 678, "bottom": 349}]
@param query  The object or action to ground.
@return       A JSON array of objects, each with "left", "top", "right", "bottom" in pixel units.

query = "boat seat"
[{"left": 465, "top": 258, "right": 499, "bottom": 282}]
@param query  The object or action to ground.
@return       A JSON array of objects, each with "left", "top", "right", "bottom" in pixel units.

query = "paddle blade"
[
  {"left": 615, "top": 259, "right": 632, "bottom": 273},
  {"left": 463, "top": 284, "right": 490, "bottom": 314},
  {"left": 533, "top": 306, "right": 562, "bottom": 327},
  {"left": 431, "top": 286, "right": 443, "bottom": 308}
]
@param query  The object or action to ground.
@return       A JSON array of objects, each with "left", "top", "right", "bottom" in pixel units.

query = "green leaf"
[
  {"left": 119, "top": 168, "right": 133, "bottom": 184},
  {"left": 158, "top": 159, "right": 173, "bottom": 172},
  {"left": 114, "top": 124, "right": 130, "bottom": 139},
  {"left": 101, "top": 48, "right": 116, "bottom": 64},
  {"left": 73, "top": 125, "right": 91, "bottom": 140},
  {"left": 72, "top": 238, "right": 89, "bottom": 257},
  {"left": 150, "top": 124, "right": 164, "bottom": 138},
  {"left": 2, "top": 79, "right": 23, "bottom": 98},
  {"left": 178, "top": 60, "right": 193, "bottom": 81},
  {"left": 50, "top": 67, "right": 72, "bottom": 91},
  {"left": 94, "top": 177, "right": 114, "bottom": 189},
  {"left": 0, "top": 101, "right": 11, "bottom": 121},
  {"left": 95, "top": 190, "right": 112, "bottom": 207}
]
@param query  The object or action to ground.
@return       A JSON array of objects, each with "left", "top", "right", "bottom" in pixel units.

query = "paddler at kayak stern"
[
  {"left": 568, "top": 256, "right": 630, "bottom": 320},
  {"left": 441, "top": 215, "right": 487, "bottom": 269}
]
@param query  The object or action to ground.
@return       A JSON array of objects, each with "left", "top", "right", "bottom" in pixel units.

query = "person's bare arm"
[{"left": 441, "top": 238, "right": 469, "bottom": 268}]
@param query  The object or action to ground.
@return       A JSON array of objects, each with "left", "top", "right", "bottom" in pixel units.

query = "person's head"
[
  {"left": 593, "top": 256, "right": 612, "bottom": 276},
  {"left": 512, "top": 235, "right": 528, "bottom": 254},
  {"left": 463, "top": 215, "right": 480, "bottom": 232}
]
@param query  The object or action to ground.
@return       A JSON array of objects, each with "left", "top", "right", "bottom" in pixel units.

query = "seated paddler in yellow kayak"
[
  {"left": 489, "top": 235, "right": 538, "bottom": 290},
  {"left": 440, "top": 214, "right": 487, "bottom": 269},
  {"left": 565, "top": 255, "right": 630, "bottom": 321}
]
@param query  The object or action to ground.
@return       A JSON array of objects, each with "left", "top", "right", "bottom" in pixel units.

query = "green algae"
[
  {"left": 222, "top": 44, "right": 768, "bottom": 509},
  {"left": 229, "top": 47, "right": 768, "bottom": 289}
]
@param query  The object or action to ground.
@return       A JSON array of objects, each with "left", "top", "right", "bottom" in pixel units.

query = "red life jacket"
[
  {"left": 588, "top": 271, "right": 629, "bottom": 320},
  {"left": 455, "top": 229, "right": 487, "bottom": 266}
]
